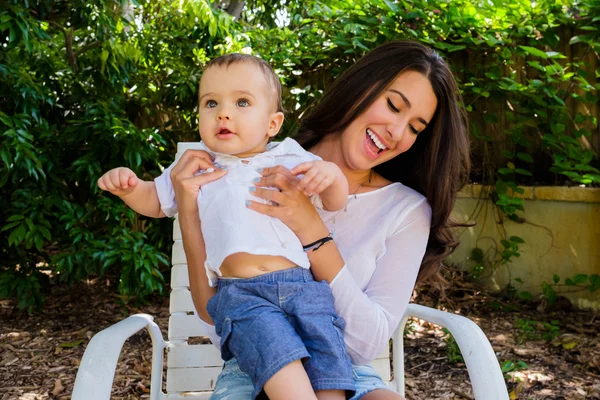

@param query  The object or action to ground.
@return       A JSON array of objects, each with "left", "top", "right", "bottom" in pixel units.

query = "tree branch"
[
  {"left": 74, "top": 41, "right": 102, "bottom": 58},
  {"left": 47, "top": 21, "right": 66, "bottom": 34},
  {"left": 47, "top": 22, "right": 77, "bottom": 72},
  {"left": 65, "top": 28, "right": 77, "bottom": 72},
  {"left": 226, "top": 0, "right": 246, "bottom": 19}
]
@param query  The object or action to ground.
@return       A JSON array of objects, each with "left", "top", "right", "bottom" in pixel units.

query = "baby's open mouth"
[{"left": 366, "top": 128, "right": 388, "bottom": 154}]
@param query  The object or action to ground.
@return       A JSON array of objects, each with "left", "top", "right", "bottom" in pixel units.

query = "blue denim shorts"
[
  {"left": 206, "top": 267, "right": 355, "bottom": 399},
  {"left": 209, "top": 358, "right": 395, "bottom": 400}
]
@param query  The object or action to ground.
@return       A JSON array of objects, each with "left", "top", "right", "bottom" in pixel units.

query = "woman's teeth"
[{"left": 367, "top": 129, "right": 387, "bottom": 153}]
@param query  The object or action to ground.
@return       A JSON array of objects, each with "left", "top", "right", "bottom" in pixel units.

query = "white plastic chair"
[{"left": 72, "top": 143, "right": 509, "bottom": 400}]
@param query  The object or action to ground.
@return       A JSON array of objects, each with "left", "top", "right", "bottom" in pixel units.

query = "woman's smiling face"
[{"left": 339, "top": 70, "right": 438, "bottom": 171}]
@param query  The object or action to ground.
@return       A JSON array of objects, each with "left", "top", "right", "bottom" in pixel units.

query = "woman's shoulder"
[
  {"left": 364, "top": 175, "right": 427, "bottom": 205},
  {"left": 391, "top": 182, "right": 426, "bottom": 203},
  {"left": 350, "top": 182, "right": 430, "bottom": 239},
  {"left": 360, "top": 180, "right": 430, "bottom": 221}
]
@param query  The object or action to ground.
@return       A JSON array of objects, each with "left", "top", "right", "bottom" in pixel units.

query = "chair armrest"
[
  {"left": 391, "top": 304, "right": 508, "bottom": 400},
  {"left": 72, "top": 313, "right": 167, "bottom": 400}
]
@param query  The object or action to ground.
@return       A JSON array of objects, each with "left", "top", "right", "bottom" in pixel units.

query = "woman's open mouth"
[{"left": 365, "top": 128, "right": 388, "bottom": 156}]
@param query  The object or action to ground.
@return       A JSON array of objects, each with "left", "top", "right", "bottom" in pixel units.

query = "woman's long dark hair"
[{"left": 296, "top": 40, "right": 471, "bottom": 283}]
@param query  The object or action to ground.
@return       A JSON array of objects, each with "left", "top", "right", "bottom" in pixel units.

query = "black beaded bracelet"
[{"left": 302, "top": 234, "right": 333, "bottom": 252}]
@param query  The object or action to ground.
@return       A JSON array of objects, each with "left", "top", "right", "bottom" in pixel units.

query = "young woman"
[{"left": 169, "top": 40, "right": 470, "bottom": 400}]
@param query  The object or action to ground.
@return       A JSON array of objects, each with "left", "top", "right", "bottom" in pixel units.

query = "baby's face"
[{"left": 198, "top": 62, "right": 282, "bottom": 158}]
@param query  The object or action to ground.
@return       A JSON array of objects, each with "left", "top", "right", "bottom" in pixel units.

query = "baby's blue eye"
[
  {"left": 237, "top": 99, "right": 249, "bottom": 107},
  {"left": 206, "top": 100, "right": 217, "bottom": 108}
]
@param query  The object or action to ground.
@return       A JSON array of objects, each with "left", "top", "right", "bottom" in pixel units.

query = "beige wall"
[{"left": 446, "top": 185, "right": 600, "bottom": 310}]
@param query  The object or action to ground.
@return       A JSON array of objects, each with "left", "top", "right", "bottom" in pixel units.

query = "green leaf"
[
  {"left": 436, "top": 43, "right": 467, "bottom": 52},
  {"left": 515, "top": 168, "right": 533, "bottom": 176},
  {"left": 519, "top": 46, "right": 549, "bottom": 59},
  {"left": 565, "top": 278, "right": 575, "bottom": 286},
  {"left": 519, "top": 291, "right": 533, "bottom": 300},
  {"left": 510, "top": 236, "right": 525, "bottom": 244},
  {"left": 550, "top": 123, "right": 566, "bottom": 134},
  {"left": 495, "top": 180, "right": 508, "bottom": 195},
  {"left": 208, "top": 19, "right": 217, "bottom": 37},
  {"left": 516, "top": 152, "right": 534, "bottom": 163},
  {"left": 502, "top": 361, "right": 515, "bottom": 373},
  {"left": 382, "top": 0, "right": 399, "bottom": 12},
  {"left": 34, "top": 235, "right": 43, "bottom": 252},
  {"left": 542, "top": 282, "right": 557, "bottom": 305},
  {"left": 500, "top": 48, "right": 511, "bottom": 59},
  {"left": 560, "top": 171, "right": 582, "bottom": 180},
  {"left": 352, "top": 38, "right": 370, "bottom": 52},
  {"left": 553, "top": 95, "right": 565, "bottom": 106},
  {"left": 60, "top": 339, "right": 84, "bottom": 348},
  {"left": 553, "top": 274, "right": 560, "bottom": 284},
  {"left": 38, "top": 226, "right": 51, "bottom": 241}
]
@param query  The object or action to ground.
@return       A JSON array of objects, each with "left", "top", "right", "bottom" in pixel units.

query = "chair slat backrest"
[{"left": 165, "top": 143, "right": 391, "bottom": 396}]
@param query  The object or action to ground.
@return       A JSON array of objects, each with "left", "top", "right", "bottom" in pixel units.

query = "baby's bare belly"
[{"left": 219, "top": 252, "right": 298, "bottom": 279}]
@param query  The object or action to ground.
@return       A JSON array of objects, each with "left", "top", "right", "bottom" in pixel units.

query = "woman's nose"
[{"left": 387, "top": 121, "right": 407, "bottom": 141}]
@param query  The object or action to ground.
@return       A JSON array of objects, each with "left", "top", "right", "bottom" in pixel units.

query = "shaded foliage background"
[{"left": 1, "top": 0, "right": 599, "bottom": 312}]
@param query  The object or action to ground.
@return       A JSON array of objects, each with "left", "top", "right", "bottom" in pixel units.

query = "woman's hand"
[
  {"left": 170, "top": 150, "right": 227, "bottom": 216},
  {"left": 247, "top": 165, "right": 329, "bottom": 244}
]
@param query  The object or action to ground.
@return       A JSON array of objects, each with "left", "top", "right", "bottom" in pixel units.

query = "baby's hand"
[
  {"left": 291, "top": 161, "right": 342, "bottom": 196},
  {"left": 98, "top": 167, "right": 140, "bottom": 197}
]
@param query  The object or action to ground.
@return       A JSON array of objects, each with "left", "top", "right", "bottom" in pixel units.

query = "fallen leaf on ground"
[{"left": 52, "top": 379, "right": 64, "bottom": 396}]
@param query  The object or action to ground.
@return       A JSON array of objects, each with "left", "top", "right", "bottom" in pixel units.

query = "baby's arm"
[
  {"left": 98, "top": 167, "right": 166, "bottom": 218},
  {"left": 291, "top": 161, "right": 349, "bottom": 212}
]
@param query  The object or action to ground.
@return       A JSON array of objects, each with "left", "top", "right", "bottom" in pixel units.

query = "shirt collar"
[{"left": 199, "top": 137, "right": 305, "bottom": 168}]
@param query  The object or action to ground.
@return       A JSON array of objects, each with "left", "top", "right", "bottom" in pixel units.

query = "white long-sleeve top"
[{"left": 194, "top": 181, "right": 431, "bottom": 365}]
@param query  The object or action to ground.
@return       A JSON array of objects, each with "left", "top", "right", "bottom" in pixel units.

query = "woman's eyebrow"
[
  {"left": 389, "top": 89, "right": 429, "bottom": 126},
  {"left": 389, "top": 89, "right": 411, "bottom": 108}
]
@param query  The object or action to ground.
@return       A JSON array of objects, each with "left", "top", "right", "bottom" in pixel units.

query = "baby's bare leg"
[
  {"left": 316, "top": 390, "right": 346, "bottom": 400},
  {"left": 263, "top": 359, "right": 318, "bottom": 400}
]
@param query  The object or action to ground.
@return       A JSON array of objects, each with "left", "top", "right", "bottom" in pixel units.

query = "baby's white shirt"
[{"left": 154, "top": 138, "right": 321, "bottom": 286}]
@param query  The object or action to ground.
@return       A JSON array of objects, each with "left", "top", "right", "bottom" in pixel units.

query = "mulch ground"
[{"left": 1, "top": 278, "right": 599, "bottom": 400}]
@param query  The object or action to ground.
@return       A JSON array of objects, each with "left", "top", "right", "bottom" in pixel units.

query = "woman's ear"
[{"left": 267, "top": 112, "right": 285, "bottom": 138}]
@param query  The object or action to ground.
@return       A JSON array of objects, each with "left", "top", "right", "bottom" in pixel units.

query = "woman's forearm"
[
  {"left": 297, "top": 218, "right": 345, "bottom": 283},
  {"left": 178, "top": 214, "right": 216, "bottom": 324}
]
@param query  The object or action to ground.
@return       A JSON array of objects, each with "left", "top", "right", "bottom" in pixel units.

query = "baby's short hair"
[{"left": 204, "top": 53, "right": 283, "bottom": 113}]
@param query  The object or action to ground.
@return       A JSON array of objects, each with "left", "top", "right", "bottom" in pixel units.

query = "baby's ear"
[{"left": 267, "top": 111, "right": 285, "bottom": 137}]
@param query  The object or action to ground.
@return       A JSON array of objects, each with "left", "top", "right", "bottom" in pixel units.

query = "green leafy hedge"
[{"left": 1, "top": 0, "right": 598, "bottom": 311}]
